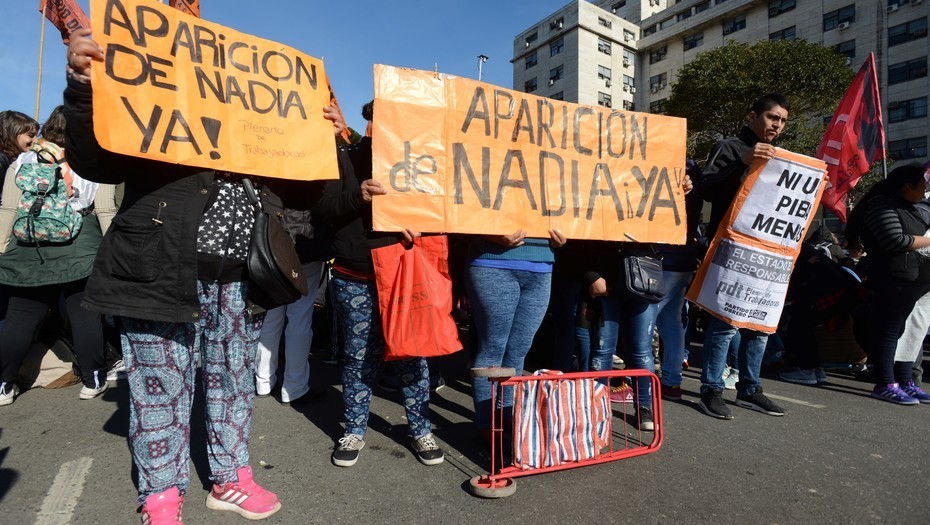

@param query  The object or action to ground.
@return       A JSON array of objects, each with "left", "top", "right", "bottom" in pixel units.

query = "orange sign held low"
[
  {"left": 89, "top": 0, "right": 338, "bottom": 181},
  {"left": 371, "top": 65, "right": 688, "bottom": 243},
  {"left": 686, "top": 150, "right": 828, "bottom": 333}
]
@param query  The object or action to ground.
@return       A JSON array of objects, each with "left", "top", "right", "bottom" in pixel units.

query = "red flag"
[
  {"left": 169, "top": 0, "right": 201, "bottom": 18},
  {"left": 816, "top": 52, "right": 885, "bottom": 222},
  {"left": 39, "top": 0, "right": 90, "bottom": 45}
]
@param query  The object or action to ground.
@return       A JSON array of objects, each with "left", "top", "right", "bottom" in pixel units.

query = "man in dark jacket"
[{"left": 696, "top": 94, "right": 790, "bottom": 420}]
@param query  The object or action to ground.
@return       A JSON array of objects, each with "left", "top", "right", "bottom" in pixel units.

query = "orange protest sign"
[
  {"left": 686, "top": 149, "right": 828, "bottom": 332},
  {"left": 371, "top": 65, "right": 688, "bottom": 243},
  {"left": 89, "top": 0, "right": 338, "bottom": 181}
]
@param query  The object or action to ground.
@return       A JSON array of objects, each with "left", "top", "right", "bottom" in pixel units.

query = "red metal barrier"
[{"left": 468, "top": 369, "right": 663, "bottom": 498}]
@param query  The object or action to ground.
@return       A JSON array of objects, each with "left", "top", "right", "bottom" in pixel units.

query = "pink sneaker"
[
  {"left": 205, "top": 466, "right": 281, "bottom": 520},
  {"left": 609, "top": 384, "right": 634, "bottom": 404},
  {"left": 140, "top": 486, "right": 183, "bottom": 525}
]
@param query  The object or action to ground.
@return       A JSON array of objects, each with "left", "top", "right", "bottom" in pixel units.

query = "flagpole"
[{"left": 35, "top": 3, "right": 48, "bottom": 121}]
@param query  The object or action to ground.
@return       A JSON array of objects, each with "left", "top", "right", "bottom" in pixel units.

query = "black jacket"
[
  {"left": 312, "top": 137, "right": 401, "bottom": 277},
  {"left": 64, "top": 78, "right": 295, "bottom": 323},
  {"left": 699, "top": 126, "right": 761, "bottom": 239}
]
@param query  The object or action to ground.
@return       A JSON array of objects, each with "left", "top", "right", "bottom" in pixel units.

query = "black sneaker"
[
  {"left": 332, "top": 434, "right": 365, "bottom": 467},
  {"left": 411, "top": 433, "right": 445, "bottom": 465},
  {"left": 282, "top": 386, "right": 326, "bottom": 407},
  {"left": 430, "top": 377, "right": 446, "bottom": 393},
  {"left": 735, "top": 389, "right": 786, "bottom": 416},
  {"left": 637, "top": 407, "right": 655, "bottom": 431},
  {"left": 699, "top": 390, "right": 733, "bottom": 420}
]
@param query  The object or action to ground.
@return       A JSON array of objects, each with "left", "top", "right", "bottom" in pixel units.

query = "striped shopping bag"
[{"left": 513, "top": 370, "right": 611, "bottom": 470}]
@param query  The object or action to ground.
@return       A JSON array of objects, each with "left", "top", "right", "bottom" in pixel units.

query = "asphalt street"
[{"left": 1, "top": 350, "right": 928, "bottom": 524}]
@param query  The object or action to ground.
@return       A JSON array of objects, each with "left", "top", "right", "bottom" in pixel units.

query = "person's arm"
[
  {"left": 311, "top": 149, "right": 366, "bottom": 222},
  {"left": 93, "top": 183, "right": 118, "bottom": 235},
  {"left": 698, "top": 141, "right": 746, "bottom": 203},
  {"left": 0, "top": 163, "right": 23, "bottom": 254},
  {"left": 862, "top": 205, "right": 917, "bottom": 253}
]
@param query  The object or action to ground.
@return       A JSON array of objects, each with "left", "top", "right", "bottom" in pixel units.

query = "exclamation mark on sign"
[{"left": 201, "top": 117, "right": 222, "bottom": 160}]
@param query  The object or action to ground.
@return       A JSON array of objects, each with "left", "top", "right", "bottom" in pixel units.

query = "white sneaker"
[
  {"left": 723, "top": 367, "right": 739, "bottom": 390},
  {"left": 79, "top": 383, "right": 108, "bottom": 400},
  {"left": 0, "top": 383, "right": 20, "bottom": 406},
  {"left": 106, "top": 359, "right": 126, "bottom": 382}
]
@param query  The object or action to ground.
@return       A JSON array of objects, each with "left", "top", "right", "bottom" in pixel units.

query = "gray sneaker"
[
  {"left": 412, "top": 433, "right": 445, "bottom": 466},
  {"left": 332, "top": 434, "right": 365, "bottom": 467}
]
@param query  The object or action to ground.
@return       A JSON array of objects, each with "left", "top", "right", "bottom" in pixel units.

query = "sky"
[{"left": 1, "top": 0, "right": 571, "bottom": 133}]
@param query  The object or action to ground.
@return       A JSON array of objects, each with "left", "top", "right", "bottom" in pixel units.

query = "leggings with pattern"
[
  {"left": 331, "top": 276, "right": 431, "bottom": 439},
  {"left": 119, "top": 280, "right": 263, "bottom": 503}
]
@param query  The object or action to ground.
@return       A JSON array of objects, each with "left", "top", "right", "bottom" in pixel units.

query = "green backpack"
[{"left": 12, "top": 162, "right": 83, "bottom": 244}]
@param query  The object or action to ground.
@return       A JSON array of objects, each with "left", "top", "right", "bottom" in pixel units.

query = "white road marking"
[
  {"left": 682, "top": 377, "right": 826, "bottom": 408},
  {"left": 35, "top": 457, "right": 94, "bottom": 525}
]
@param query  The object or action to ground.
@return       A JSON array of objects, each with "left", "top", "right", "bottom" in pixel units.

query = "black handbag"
[
  {"left": 622, "top": 248, "right": 666, "bottom": 303},
  {"left": 242, "top": 179, "right": 308, "bottom": 309}
]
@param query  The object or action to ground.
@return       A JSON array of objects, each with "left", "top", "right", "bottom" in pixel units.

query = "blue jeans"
[
  {"left": 600, "top": 293, "right": 658, "bottom": 407},
  {"left": 550, "top": 278, "right": 595, "bottom": 372},
  {"left": 467, "top": 266, "right": 551, "bottom": 429},
  {"left": 656, "top": 271, "right": 692, "bottom": 387},
  {"left": 701, "top": 316, "right": 767, "bottom": 395},
  {"left": 331, "top": 277, "right": 431, "bottom": 439}
]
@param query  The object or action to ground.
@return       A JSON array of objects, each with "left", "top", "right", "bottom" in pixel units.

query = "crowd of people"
[{"left": 0, "top": 29, "right": 927, "bottom": 525}]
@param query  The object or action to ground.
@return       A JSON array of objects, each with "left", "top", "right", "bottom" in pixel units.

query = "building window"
[
  {"left": 824, "top": 5, "right": 856, "bottom": 32},
  {"left": 768, "top": 0, "right": 796, "bottom": 17},
  {"left": 599, "top": 17, "right": 612, "bottom": 29},
  {"left": 643, "top": 25, "right": 658, "bottom": 36},
  {"left": 611, "top": 1, "right": 626, "bottom": 13},
  {"left": 889, "top": 18, "right": 928, "bottom": 47},
  {"left": 650, "top": 99, "right": 668, "bottom": 114},
  {"left": 622, "top": 100, "right": 635, "bottom": 111},
  {"left": 550, "top": 38, "right": 564, "bottom": 57},
  {"left": 889, "top": 57, "right": 928, "bottom": 84},
  {"left": 623, "top": 49, "right": 635, "bottom": 67},
  {"left": 889, "top": 136, "right": 928, "bottom": 160},
  {"left": 723, "top": 15, "right": 746, "bottom": 36},
  {"left": 623, "top": 74, "right": 635, "bottom": 88},
  {"left": 598, "top": 65, "right": 612, "bottom": 80},
  {"left": 888, "top": 97, "right": 928, "bottom": 123},
  {"left": 549, "top": 65, "right": 564, "bottom": 83},
  {"left": 834, "top": 40, "right": 856, "bottom": 60},
  {"left": 695, "top": 1, "right": 710, "bottom": 13},
  {"left": 650, "top": 72, "right": 668, "bottom": 92},
  {"left": 770, "top": 26, "right": 796, "bottom": 41},
  {"left": 677, "top": 11, "right": 692, "bottom": 22},
  {"left": 525, "top": 77, "right": 537, "bottom": 93},
  {"left": 649, "top": 46, "right": 668, "bottom": 64},
  {"left": 550, "top": 17, "right": 564, "bottom": 32},
  {"left": 598, "top": 37, "right": 612, "bottom": 55},
  {"left": 524, "top": 30, "right": 538, "bottom": 48},
  {"left": 660, "top": 17, "right": 676, "bottom": 30},
  {"left": 525, "top": 52, "right": 537, "bottom": 69},
  {"left": 551, "top": 91, "right": 564, "bottom": 101},
  {"left": 598, "top": 92, "right": 612, "bottom": 108},
  {"left": 684, "top": 32, "right": 704, "bottom": 50}
]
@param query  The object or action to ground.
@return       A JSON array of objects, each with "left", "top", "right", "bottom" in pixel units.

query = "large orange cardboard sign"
[
  {"left": 686, "top": 150, "right": 828, "bottom": 332},
  {"left": 90, "top": 0, "right": 338, "bottom": 181},
  {"left": 371, "top": 65, "right": 688, "bottom": 242}
]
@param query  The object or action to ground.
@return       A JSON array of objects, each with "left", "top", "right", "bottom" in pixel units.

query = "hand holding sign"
[
  {"left": 741, "top": 143, "right": 777, "bottom": 166},
  {"left": 66, "top": 28, "right": 102, "bottom": 83}
]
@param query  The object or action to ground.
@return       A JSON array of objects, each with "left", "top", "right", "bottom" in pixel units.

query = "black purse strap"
[{"left": 242, "top": 177, "right": 261, "bottom": 212}]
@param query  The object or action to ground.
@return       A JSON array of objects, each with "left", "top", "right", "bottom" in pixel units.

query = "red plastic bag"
[{"left": 371, "top": 235, "right": 463, "bottom": 360}]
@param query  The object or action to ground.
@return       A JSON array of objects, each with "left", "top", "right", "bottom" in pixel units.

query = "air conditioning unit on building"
[
  {"left": 624, "top": 35, "right": 634, "bottom": 42},
  {"left": 838, "top": 21, "right": 850, "bottom": 30},
  {"left": 651, "top": 86, "right": 659, "bottom": 93},
  {"left": 630, "top": 87, "right": 636, "bottom": 94},
  {"left": 887, "top": 4, "right": 899, "bottom": 13},
  {"left": 623, "top": 59, "right": 631, "bottom": 67},
  {"left": 549, "top": 78, "right": 556, "bottom": 86},
  {"left": 623, "top": 85, "right": 629, "bottom": 92},
  {"left": 525, "top": 41, "right": 530, "bottom": 48},
  {"left": 605, "top": 79, "right": 612, "bottom": 87}
]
